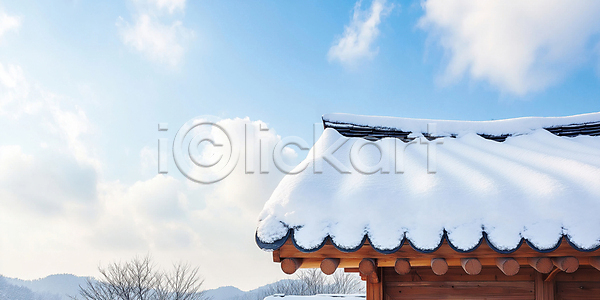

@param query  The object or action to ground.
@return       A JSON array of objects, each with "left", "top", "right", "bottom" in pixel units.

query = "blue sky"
[{"left": 1, "top": 0, "right": 600, "bottom": 291}]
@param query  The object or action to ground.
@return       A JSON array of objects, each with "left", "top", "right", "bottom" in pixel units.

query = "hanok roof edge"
[{"left": 322, "top": 112, "right": 600, "bottom": 142}]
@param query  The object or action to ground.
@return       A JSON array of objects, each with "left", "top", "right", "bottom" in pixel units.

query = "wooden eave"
[{"left": 274, "top": 238, "right": 600, "bottom": 274}]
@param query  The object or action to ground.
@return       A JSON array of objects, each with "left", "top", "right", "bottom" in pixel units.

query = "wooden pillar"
[
  {"left": 543, "top": 278, "right": 555, "bottom": 300},
  {"left": 535, "top": 272, "right": 543, "bottom": 300},
  {"left": 366, "top": 268, "right": 383, "bottom": 300},
  {"left": 535, "top": 269, "right": 556, "bottom": 300}
]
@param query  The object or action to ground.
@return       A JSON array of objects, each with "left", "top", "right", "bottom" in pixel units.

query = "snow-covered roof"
[{"left": 256, "top": 113, "right": 600, "bottom": 254}]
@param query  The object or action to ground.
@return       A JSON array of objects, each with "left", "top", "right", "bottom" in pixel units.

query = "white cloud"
[
  {"left": 0, "top": 61, "right": 100, "bottom": 170},
  {"left": 146, "top": 0, "right": 185, "bottom": 14},
  {"left": 93, "top": 119, "right": 291, "bottom": 289},
  {"left": 0, "top": 60, "right": 101, "bottom": 218},
  {"left": 1, "top": 66, "right": 98, "bottom": 179},
  {"left": 0, "top": 145, "right": 97, "bottom": 215},
  {"left": 0, "top": 60, "right": 106, "bottom": 279},
  {"left": 419, "top": 0, "right": 600, "bottom": 95},
  {"left": 118, "top": 0, "right": 193, "bottom": 67},
  {"left": 0, "top": 63, "right": 36, "bottom": 115},
  {"left": 117, "top": 13, "right": 192, "bottom": 67},
  {"left": 0, "top": 69, "right": 293, "bottom": 289},
  {"left": 328, "top": 0, "right": 393, "bottom": 66},
  {"left": 0, "top": 10, "right": 20, "bottom": 40},
  {"left": 140, "top": 145, "right": 158, "bottom": 175}
]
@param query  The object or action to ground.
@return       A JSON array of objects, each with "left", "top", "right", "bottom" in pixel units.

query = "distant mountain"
[
  {"left": 0, "top": 276, "right": 62, "bottom": 300},
  {"left": 0, "top": 274, "right": 280, "bottom": 300},
  {"left": 0, "top": 273, "right": 362, "bottom": 300},
  {"left": 2, "top": 274, "right": 91, "bottom": 300}
]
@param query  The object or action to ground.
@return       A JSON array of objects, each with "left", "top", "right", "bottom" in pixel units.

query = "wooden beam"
[
  {"left": 496, "top": 257, "right": 520, "bottom": 276},
  {"left": 380, "top": 256, "right": 531, "bottom": 268},
  {"left": 528, "top": 257, "right": 553, "bottom": 274},
  {"left": 320, "top": 258, "right": 340, "bottom": 275},
  {"left": 552, "top": 256, "right": 579, "bottom": 273},
  {"left": 282, "top": 256, "right": 597, "bottom": 271},
  {"left": 278, "top": 258, "right": 362, "bottom": 270},
  {"left": 344, "top": 267, "right": 360, "bottom": 273},
  {"left": 394, "top": 258, "right": 410, "bottom": 275},
  {"left": 461, "top": 258, "right": 482, "bottom": 275},
  {"left": 281, "top": 258, "right": 302, "bottom": 275},
  {"left": 430, "top": 258, "right": 448, "bottom": 276},
  {"left": 590, "top": 257, "right": 600, "bottom": 271},
  {"left": 278, "top": 237, "right": 600, "bottom": 260},
  {"left": 359, "top": 258, "right": 377, "bottom": 276}
]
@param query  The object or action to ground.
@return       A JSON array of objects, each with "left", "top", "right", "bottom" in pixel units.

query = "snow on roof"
[
  {"left": 265, "top": 295, "right": 365, "bottom": 300},
  {"left": 323, "top": 112, "right": 600, "bottom": 137},
  {"left": 256, "top": 113, "right": 600, "bottom": 254}
]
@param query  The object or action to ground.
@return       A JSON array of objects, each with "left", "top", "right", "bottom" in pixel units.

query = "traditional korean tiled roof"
[{"left": 256, "top": 112, "right": 600, "bottom": 254}]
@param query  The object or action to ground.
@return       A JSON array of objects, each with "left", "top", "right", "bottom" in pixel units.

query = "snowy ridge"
[
  {"left": 256, "top": 113, "right": 600, "bottom": 254},
  {"left": 323, "top": 112, "right": 600, "bottom": 137}
]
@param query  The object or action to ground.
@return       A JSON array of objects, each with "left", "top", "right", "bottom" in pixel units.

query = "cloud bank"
[
  {"left": 0, "top": 59, "right": 292, "bottom": 289},
  {"left": 419, "top": 0, "right": 600, "bottom": 95}
]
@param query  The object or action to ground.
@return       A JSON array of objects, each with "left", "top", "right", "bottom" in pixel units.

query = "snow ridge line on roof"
[
  {"left": 255, "top": 229, "right": 600, "bottom": 254},
  {"left": 322, "top": 112, "right": 600, "bottom": 139}
]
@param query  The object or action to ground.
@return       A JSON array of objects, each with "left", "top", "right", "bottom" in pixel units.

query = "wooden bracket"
[
  {"left": 544, "top": 267, "right": 560, "bottom": 282},
  {"left": 320, "top": 258, "right": 340, "bottom": 275},
  {"left": 281, "top": 258, "right": 302, "bottom": 274},
  {"left": 461, "top": 258, "right": 482, "bottom": 275}
]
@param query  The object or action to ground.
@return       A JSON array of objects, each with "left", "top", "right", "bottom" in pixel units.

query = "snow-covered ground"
[{"left": 265, "top": 295, "right": 365, "bottom": 300}]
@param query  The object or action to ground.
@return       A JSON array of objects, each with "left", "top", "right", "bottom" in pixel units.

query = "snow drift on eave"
[{"left": 256, "top": 113, "right": 600, "bottom": 254}]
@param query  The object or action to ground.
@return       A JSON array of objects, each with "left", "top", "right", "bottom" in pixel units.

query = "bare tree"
[
  {"left": 295, "top": 269, "right": 327, "bottom": 295},
  {"left": 159, "top": 263, "right": 205, "bottom": 300},
  {"left": 72, "top": 256, "right": 206, "bottom": 300},
  {"left": 328, "top": 270, "right": 363, "bottom": 294},
  {"left": 240, "top": 269, "right": 364, "bottom": 300}
]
